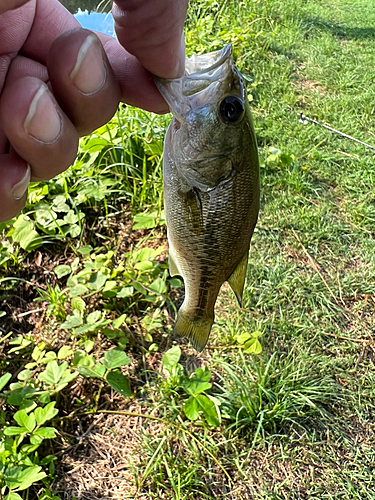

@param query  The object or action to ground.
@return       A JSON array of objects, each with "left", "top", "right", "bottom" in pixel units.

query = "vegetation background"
[{"left": 1, "top": 0, "right": 375, "bottom": 498}]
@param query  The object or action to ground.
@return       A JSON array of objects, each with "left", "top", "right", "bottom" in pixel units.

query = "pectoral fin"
[
  {"left": 180, "top": 187, "right": 203, "bottom": 237},
  {"left": 168, "top": 241, "right": 183, "bottom": 278},
  {"left": 227, "top": 251, "right": 249, "bottom": 307}
]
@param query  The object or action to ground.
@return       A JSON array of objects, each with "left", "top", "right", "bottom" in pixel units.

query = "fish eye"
[{"left": 219, "top": 96, "right": 244, "bottom": 124}]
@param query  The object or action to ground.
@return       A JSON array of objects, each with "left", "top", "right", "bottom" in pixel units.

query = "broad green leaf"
[
  {"left": 59, "top": 370, "right": 79, "bottom": 386},
  {"left": 63, "top": 210, "right": 79, "bottom": 225},
  {"left": 12, "top": 216, "right": 43, "bottom": 251},
  {"left": 57, "top": 345, "right": 74, "bottom": 359},
  {"left": 34, "top": 402, "right": 58, "bottom": 426},
  {"left": 102, "top": 349, "right": 131, "bottom": 370},
  {"left": 8, "top": 336, "right": 32, "bottom": 354},
  {"left": 78, "top": 366, "right": 101, "bottom": 378},
  {"left": 133, "top": 282, "right": 147, "bottom": 294},
  {"left": 87, "top": 272, "right": 107, "bottom": 290},
  {"left": 244, "top": 338, "right": 262, "bottom": 354},
  {"left": 71, "top": 257, "right": 80, "bottom": 272},
  {"left": 67, "top": 224, "right": 81, "bottom": 238},
  {"left": 82, "top": 340, "right": 93, "bottom": 353},
  {"left": 32, "top": 346, "right": 45, "bottom": 362},
  {"left": 78, "top": 362, "right": 106, "bottom": 378},
  {"left": 32, "top": 427, "right": 56, "bottom": 439},
  {"left": 83, "top": 137, "right": 109, "bottom": 152},
  {"left": 106, "top": 371, "right": 132, "bottom": 397},
  {"left": 61, "top": 313, "right": 83, "bottom": 329},
  {"left": 149, "top": 278, "right": 167, "bottom": 294},
  {"left": 0, "top": 310, "right": 6, "bottom": 318},
  {"left": 4, "top": 466, "right": 23, "bottom": 488},
  {"left": 169, "top": 278, "right": 182, "bottom": 288},
  {"left": 113, "top": 314, "right": 127, "bottom": 329},
  {"left": 77, "top": 245, "right": 93, "bottom": 255},
  {"left": 117, "top": 286, "right": 134, "bottom": 298},
  {"left": 17, "top": 370, "right": 32, "bottom": 381},
  {"left": 29, "top": 434, "right": 44, "bottom": 445},
  {"left": 44, "top": 351, "right": 57, "bottom": 362},
  {"left": 103, "top": 280, "right": 117, "bottom": 293},
  {"left": 75, "top": 354, "right": 95, "bottom": 367},
  {"left": 87, "top": 310, "right": 101, "bottom": 324},
  {"left": 0, "top": 372, "right": 12, "bottom": 391},
  {"left": 71, "top": 297, "right": 86, "bottom": 312},
  {"left": 19, "top": 400, "right": 36, "bottom": 412},
  {"left": 183, "top": 368, "right": 212, "bottom": 395},
  {"left": 38, "top": 393, "right": 51, "bottom": 404},
  {"left": 13, "top": 410, "right": 36, "bottom": 433},
  {"left": 7, "top": 392, "right": 23, "bottom": 406},
  {"left": 51, "top": 195, "right": 70, "bottom": 212},
  {"left": 132, "top": 213, "right": 157, "bottom": 230},
  {"left": 68, "top": 284, "right": 88, "bottom": 297},
  {"left": 134, "top": 260, "right": 154, "bottom": 271},
  {"left": 236, "top": 333, "right": 252, "bottom": 344},
  {"left": 38, "top": 361, "right": 68, "bottom": 385},
  {"left": 134, "top": 247, "right": 152, "bottom": 261},
  {"left": 162, "top": 346, "right": 181, "bottom": 373},
  {"left": 183, "top": 396, "right": 200, "bottom": 421},
  {"left": 5, "top": 465, "right": 46, "bottom": 491},
  {"left": 54, "top": 265, "right": 71, "bottom": 279},
  {"left": 3, "top": 426, "right": 28, "bottom": 436},
  {"left": 196, "top": 394, "right": 221, "bottom": 427},
  {"left": 4, "top": 492, "right": 23, "bottom": 500}
]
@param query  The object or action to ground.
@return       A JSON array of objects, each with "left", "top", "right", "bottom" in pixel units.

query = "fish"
[{"left": 154, "top": 45, "right": 260, "bottom": 352}]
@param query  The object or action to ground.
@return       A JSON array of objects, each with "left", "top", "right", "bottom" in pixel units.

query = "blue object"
[{"left": 74, "top": 10, "right": 115, "bottom": 37}]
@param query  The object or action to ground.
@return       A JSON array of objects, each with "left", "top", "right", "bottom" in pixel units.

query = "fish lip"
[
  {"left": 153, "top": 44, "right": 235, "bottom": 121},
  {"left": 155, "top": 45, "right": 233, "bottom": 84}
]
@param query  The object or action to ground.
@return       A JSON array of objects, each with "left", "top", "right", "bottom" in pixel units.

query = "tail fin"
[{"left": 174, "top": 309, "right": 214, "bottom": 352}]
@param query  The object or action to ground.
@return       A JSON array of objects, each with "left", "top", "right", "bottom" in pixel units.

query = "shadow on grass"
[{"left": 301, "top": 16, "right": 375, "bottom": 40}]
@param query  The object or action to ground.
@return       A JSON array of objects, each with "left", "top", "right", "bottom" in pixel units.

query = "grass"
[{"left": 1, "top": 0, "right": 375, "bottom": 498}]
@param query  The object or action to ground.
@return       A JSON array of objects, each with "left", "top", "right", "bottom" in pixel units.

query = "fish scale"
[{"left": 155, "top": 45, "right": 260, "bottom": 351}]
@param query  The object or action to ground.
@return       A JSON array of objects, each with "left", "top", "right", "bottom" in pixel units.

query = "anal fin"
[{"left": 227, "top": 251, "right": 249, "bottom": 307}]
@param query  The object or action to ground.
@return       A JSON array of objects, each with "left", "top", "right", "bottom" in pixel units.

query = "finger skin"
[
  {"left": 0, "top": 0, "right": 31, "bottom": 15},
  {"left": 21, "top": 0, "right": 79, "bottom": 64},
  {"left": 0, "top": 154, "right": 29, "bottom": 223},
  {"left": 0, "top": 77, "right": 79, "bottom": 181},
  {"left": 112, "top": 0, "right": 188, "bottom": 79},
  {"left": 4, "top": 0, "right": 171, "bottom": 113},
  {"left": 47, "top": 28, "right": 121, "bottom": 136},
  {"left": 98, "top": 35, "right": 169, "bottom": 113}
]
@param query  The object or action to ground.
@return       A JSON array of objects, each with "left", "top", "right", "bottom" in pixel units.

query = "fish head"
[{"left": 155, "top": 45, "right": 249, "bottom": 190}]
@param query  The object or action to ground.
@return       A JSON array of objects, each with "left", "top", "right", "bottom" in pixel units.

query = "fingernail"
[
  {"left": 24, "top": 85, "right": 61, "bottom": 143},
  {"left": 12, "top": 165, "right": 31, "bottom": 200},
  {"left": 70, "top": 34, "right": 106, "bottom": 94},
  {"left": 171, "top": 32, "right": 186, "bottom": 78}
]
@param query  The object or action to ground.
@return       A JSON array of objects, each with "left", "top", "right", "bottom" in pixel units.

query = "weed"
[{"left": 2, "top": 0, "right": 375, "bottom": 497}]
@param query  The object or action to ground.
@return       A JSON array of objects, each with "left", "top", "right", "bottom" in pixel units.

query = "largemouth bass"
[{"left": 155, "top": 45, "right": 260, "bottom": 351}]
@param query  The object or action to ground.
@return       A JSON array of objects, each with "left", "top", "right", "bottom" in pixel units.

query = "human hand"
[{"left": 0, "top": 0, "right": 188, "bottom": 222}]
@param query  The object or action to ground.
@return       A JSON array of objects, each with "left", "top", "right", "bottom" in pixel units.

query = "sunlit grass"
[{"left": 1, "top": 0, "right": 375, "bottom": 498}]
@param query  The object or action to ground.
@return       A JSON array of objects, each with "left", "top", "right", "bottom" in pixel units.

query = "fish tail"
[{"left": 174, "top": 309, "right": 214, "bottom": 352}]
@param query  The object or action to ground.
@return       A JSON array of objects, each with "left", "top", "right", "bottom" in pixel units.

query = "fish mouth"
[
  {"left": 154, "top": 45, "right": 239, "bottom": 122},
  {"left": 183, "top": 44, "right": 233, "bottom": 92}
]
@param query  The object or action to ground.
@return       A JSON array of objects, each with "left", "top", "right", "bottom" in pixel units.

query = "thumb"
[
  {"left": 112, "top": 0, "right": 188, "bottom": 79},
  {"left": 0, "top": 0, "right": 31, "bottom": 14}
]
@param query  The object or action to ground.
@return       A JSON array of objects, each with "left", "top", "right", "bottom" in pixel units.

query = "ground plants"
[{"left": 2, "top": 0, "right": 375, "bottom": 498}]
